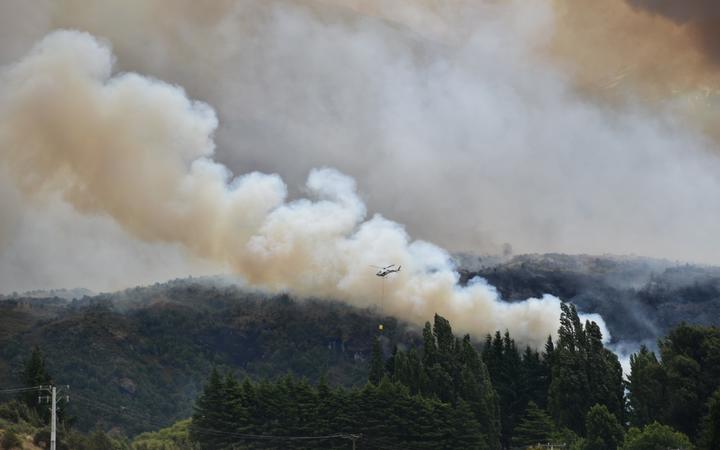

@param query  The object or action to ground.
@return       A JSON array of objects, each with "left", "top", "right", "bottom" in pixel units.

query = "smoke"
[
  {"left": 0, "top": 30, "right": 595, "bottom": 347},
  {"left": 2, "top": 2, "right": 720, "bottom": 344},
  {"left": 627, "top": 0, "right": 720, "bottom": 62},
  {"left": 0, "top": 0, "right": 719, "bottom": 268},
  {"left": 549, "top": 0, "right": 720, "bottom": 143}
]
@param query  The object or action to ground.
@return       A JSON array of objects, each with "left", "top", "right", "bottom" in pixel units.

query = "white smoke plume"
[
  {"left": 1, "top": 0, "right": 720, "bottom": 269},
  {"left": 3, "top": 1, "right": 720, "bottom": 345},
  {"left": 0, "top": 30, "right": 607, "bottom": 347}
]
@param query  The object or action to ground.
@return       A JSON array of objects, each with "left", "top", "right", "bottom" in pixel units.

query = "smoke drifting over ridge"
[
  {"left": 0, "top": 30, "right": 596, "bottom": 347},
  {"left": 1, "top": 1, "right": 720, "bottom": 342}
]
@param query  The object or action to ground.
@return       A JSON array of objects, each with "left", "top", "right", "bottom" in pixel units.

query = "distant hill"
[
  {"left": 459, "top": 253, "right": 720, "bottom": 342},
  {"left": 0, "top": 280, "right": 420, "bottom": 435},
  {"left": 3, "top": 253, "right": 720, "bottom": 435}
]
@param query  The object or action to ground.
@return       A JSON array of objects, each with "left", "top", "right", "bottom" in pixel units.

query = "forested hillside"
[
  {"left": 2, "top": 253, "right": 720, "bottom": 446},
  {"left": 0, "top": 279, "right": 419, "bottom": 434},
  {"left": 1, "top": 305, "right": 719, "bottom": 449},
  {"left": 461, "top": 253, "right": 720, "bottom": 342}
]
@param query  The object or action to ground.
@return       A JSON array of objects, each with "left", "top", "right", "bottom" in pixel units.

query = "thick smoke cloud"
[
  {"left": 1, "top": 2, "right": 720, "bottom": 343},
  {"left": 627, "top": 0, "right": 720, "bottom": 62},
  {"left": 2, "top": 0, "right": 720, "bottom": 269},
  {"left": 0, "top": 30, "right": 593, "bottom": 347}
]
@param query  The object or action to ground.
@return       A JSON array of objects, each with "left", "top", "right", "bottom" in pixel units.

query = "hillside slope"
[
  {"left": 0, "top": 280, "right": 420, "bottom": 435},
  {"left": 3, "top": 253, "right": 720, "bottom": 435},
  {"left": 461, "top": 253, "right": 720, "bottom": 342}
]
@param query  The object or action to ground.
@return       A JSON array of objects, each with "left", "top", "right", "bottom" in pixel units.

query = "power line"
[{"left": 0, "top": 385, "right": 44, "bottom": 394}]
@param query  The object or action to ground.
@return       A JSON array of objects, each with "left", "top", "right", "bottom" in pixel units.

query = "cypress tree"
[
  {"left": 627, "top": 346, "right": 666, "bottom": 427},
  {"left": 549, "top": 304, "right": 588, "bottom": 434},
  {"left": 22, "top": 346, "right": 52, "bottom": 418},
  {"left": 422, "top": 321, "right": 437, "bottom": 367}
]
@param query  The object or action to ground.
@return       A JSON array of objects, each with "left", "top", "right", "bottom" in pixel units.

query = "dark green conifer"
[
  {"left": 22, "top": 346, "right": 52, "bottom": 418},
  {"left": 368, "top": 336, "right": 385, "bottom": 385},
  {"left": 699, "top": 388, "right": 720, "bottom": 450},
  {"left": 511, "top": 401, "right": 555, "bottom": 448}
]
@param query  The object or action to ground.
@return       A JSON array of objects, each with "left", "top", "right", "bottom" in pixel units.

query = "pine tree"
[
  {"left": 522, "top": 346, "right": 548, "bottom": 409},
  {"left": 511, "top": 401, "right": 555, "bottom": 448},
  {"left": 190, "top": 368, "right": 232, "bottom": 450}
]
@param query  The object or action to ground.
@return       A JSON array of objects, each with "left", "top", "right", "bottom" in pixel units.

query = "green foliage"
[
  {"left": 482, "top": 329, "right": 552, "bottom": 447},
  {"left": 660, "top": 324, "right": 720, "bottom": 440},
  {"left": 626, "top": 345, "right": 665, "bottom": 427},
  {"left": 511, "top": 401, "right": 555, "bottom": 447},
  {"left": 622, "top": 422, "right": 693, "bottom": 450},
  {"left": 549, "top": 304, "right": 623, "bottom": 435},
  {"left": 189, "top": 369, "right": 489, "bottom": 450},
  {"left": 583, "top": 404, "right": 624, "bottom": 450},
  {"left": 31, "top": 427, "right": 130, "bottom": 450},
  {"left": 698, "top": 388, "right": 720, "bottom": 450},
  {"left": 132, "top": 419, "right": 196, "bottom": 450},
  {"left": 0, "top": 283, "right": 417, "bottom": 435},
  {"left": 0, "top": 401, "right": 42, "bottom": 428},
  {"left": 390, "top": 315, "right": 501, "bottom": 449},
  {"left": 627, "top": 324, "right": 720, "bottom": 441},
  {"left": 368, "top": 336, "right": 384, "bottom": 385},
  {"left": 1, "top": 429, "right": 22, "bottom": 450},
  {"left": 482, "top": 330, "right": 522, "bottom": 448},
  {"left": 190, "top": 368, "right": 246, "bottom": 449},
  {"left": 21, "top": 346, "right": 51, "bottom": 419}
]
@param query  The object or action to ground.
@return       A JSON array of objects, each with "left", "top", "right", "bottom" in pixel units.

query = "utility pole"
[
  {"left": 50, "top": 386, "right": 56, "bottom": 450},
  {"left": 39, "top": 385, "right": 69, "bottom": 450},
  {"left": 348, "top": 433, "right": 361, "bottom": 449}
]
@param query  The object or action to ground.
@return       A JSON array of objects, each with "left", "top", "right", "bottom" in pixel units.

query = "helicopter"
[
  {"left": 372, "top": 264, "right": 401, "bottom": 277},
  {"left": 371, "top": 264, "right": 401, "bottom": 332}
]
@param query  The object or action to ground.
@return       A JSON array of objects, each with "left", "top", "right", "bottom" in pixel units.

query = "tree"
[
  {"left": 369, "top": 336, "right": 385, "bottom": 385},
  {"left": 522, "top": 346, "right": 549, "bottom": 410},
  {"left": 622, "top": 422, "right": 693, "bottom": 450},
  {"left": 21, "top": 346, "right": 51, "bottom": 414},
  {"left": 511, "top": 401, "right": 555, "bottom": 448},
  {"left": 190, "top": 368, "right": 234, "bottom": 450},
  {"left": 659, "top": 324, "right": 720, "bottom": 439},
  {"left": 392, "top": 315, "right": 500, "bottom": 449},
  {"left": 549, "top": 303, "right": 590, "bottom": 434},
  {"left": 86, "top": 430, "right": 116, "bottom": 450},
  {"left": 549, "top": 304, "right": 623, "bottom": 435},
  {"left": 698, "top": 388, "right": 720, "bottom": 450},
  {"left": 583, "top": 404, "right": 623, "bottom": 450},
  {"left": 626, "top": 346, "right": 665, "bottom": 427},
  {"left": 585, "top": 322, "right": 624, "bottom": 423}
]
